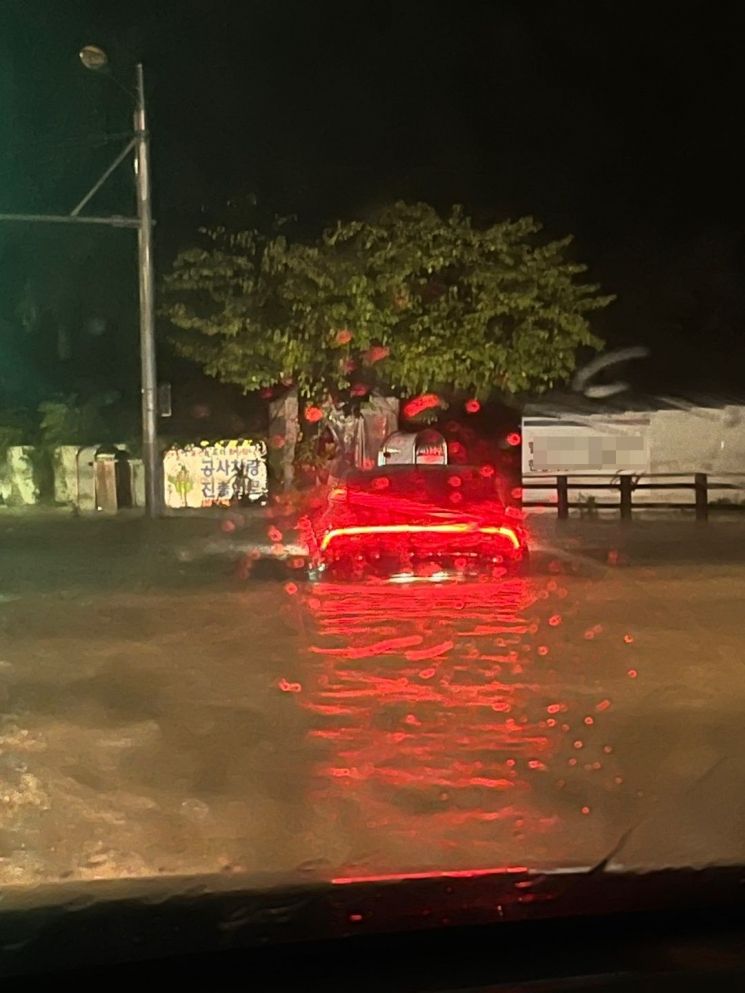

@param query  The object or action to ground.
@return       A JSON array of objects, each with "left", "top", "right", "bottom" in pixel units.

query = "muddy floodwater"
[{"left": 1, "top": 514, "right": 745, "bottom": 885}]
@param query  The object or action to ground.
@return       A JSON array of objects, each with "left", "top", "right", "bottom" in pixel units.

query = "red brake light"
[{"left": 320, "top": 523, "right": 521, "bottom": 552}]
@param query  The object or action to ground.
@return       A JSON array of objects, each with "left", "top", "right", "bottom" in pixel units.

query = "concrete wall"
[
  {"left": 0, "top": 447, "right": 39, "bottom": 506},
  {"left": 53, "top": 446, "right": 80, "bottom": 505},
  {"left": 648, "top": 405, "right": 745, "bottom": 475},
  {"left": 1, "top": 446, "right": 146, "bottom": 512}
]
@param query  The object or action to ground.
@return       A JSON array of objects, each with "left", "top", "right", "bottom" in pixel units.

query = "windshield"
[{"left": 2, "top": 0, "right": 745, "bottom": 957}]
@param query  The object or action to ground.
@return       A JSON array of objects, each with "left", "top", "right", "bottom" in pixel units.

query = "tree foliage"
[
  {"left": 163, "top": 201, "right": 612, "bottom": 402},
  {"left": 0, "top": 393, "right": 137, "bottom": 452}
]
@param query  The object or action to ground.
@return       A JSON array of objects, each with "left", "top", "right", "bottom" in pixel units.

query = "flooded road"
[{"left": 1, "top": 515, "right": 745, "bottom": 885}]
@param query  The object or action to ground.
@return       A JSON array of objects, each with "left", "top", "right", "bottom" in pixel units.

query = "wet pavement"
[{"left": 1, "top": 512, "right": 745, "bottom": 886}]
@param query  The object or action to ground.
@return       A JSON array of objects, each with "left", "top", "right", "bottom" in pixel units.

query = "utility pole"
[
  {"left": 134, "top": 64, "right": 159, "bottom": 517},
  {"left": 0, "top": 48, "right": 162, "bottom": 517}
]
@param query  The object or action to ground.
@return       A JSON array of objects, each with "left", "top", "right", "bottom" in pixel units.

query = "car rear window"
[{"left": 343, "top": 466, "right": 503, "bottom": 507}]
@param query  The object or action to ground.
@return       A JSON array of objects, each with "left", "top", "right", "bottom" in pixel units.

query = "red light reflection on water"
[
  {"left": 270, "top": 535, "right": 636, "bottom": 878},
  {"left": 294, "top": 577, "right": 587, "bottom": 875}
]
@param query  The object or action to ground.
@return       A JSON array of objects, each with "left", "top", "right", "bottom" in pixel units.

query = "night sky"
[{"left": 3, "top": 0, "right": 745, "bottom": 408}]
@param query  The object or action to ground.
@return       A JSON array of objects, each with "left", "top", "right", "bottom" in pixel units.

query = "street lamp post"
[
  {"left": 132, "top": 63, "right": 160, "bottom": 517},
  {"left": 0, "top": 46, "right": 161, "bottom": 516}
]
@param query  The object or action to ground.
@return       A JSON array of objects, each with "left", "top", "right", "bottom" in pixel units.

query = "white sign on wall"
[
  {"left": 163, "top": 440, "right": 268, "bottom": 509},
  {"left": 522, "top": 417, "right": 651, "bottom": 475}
]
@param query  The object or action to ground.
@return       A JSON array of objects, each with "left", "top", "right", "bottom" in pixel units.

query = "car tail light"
[{"left": 320, "top": 522, "right": 521, "bottom": 552}]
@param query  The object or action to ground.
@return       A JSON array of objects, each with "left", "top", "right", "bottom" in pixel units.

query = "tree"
[{"left": 163, "top": 201, "right": 612, "bottom": 405}]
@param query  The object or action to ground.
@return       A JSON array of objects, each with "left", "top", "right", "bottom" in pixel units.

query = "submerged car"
[{"left": 302, "top": 464, "right": 528, "bottom": 582}]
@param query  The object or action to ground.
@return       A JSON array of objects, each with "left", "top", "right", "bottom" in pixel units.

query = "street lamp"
[
  {"left": 79, "top": 44, "right": 109, "bottom": 71},
  {"left": 80, "top": 47, "right": 160, "bottom": 518},
  {"left": 0, "top": 48, "right": 161, "bottom": 517}
]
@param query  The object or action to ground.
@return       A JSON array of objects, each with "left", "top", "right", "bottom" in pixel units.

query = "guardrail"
[{"left": 522, "top": 473, "right": 745, "bottom": 521}]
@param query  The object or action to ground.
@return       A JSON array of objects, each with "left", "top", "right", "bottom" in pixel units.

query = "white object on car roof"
[{"left": 377, "top": 429, "right": 448, "bottom": 466}]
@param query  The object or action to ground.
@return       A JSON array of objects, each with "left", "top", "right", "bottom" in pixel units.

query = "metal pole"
[
  {"left": 0, "top": 212, "right": 139, "bottom": 228},
  {"left": 557, "top": 475, "right": 569, "bottom": 520},
  {"left": 619, "top": 475, "right": 633, "bottom": 522},
  {"left": 134, "top": 63, "right": 160, "bottom": 516},
  {"left": 694, "top": 472, "right": 708, "bottom": 522},
  {"left": 70, "top": 137, "right": 136, "bottom": 216}
]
